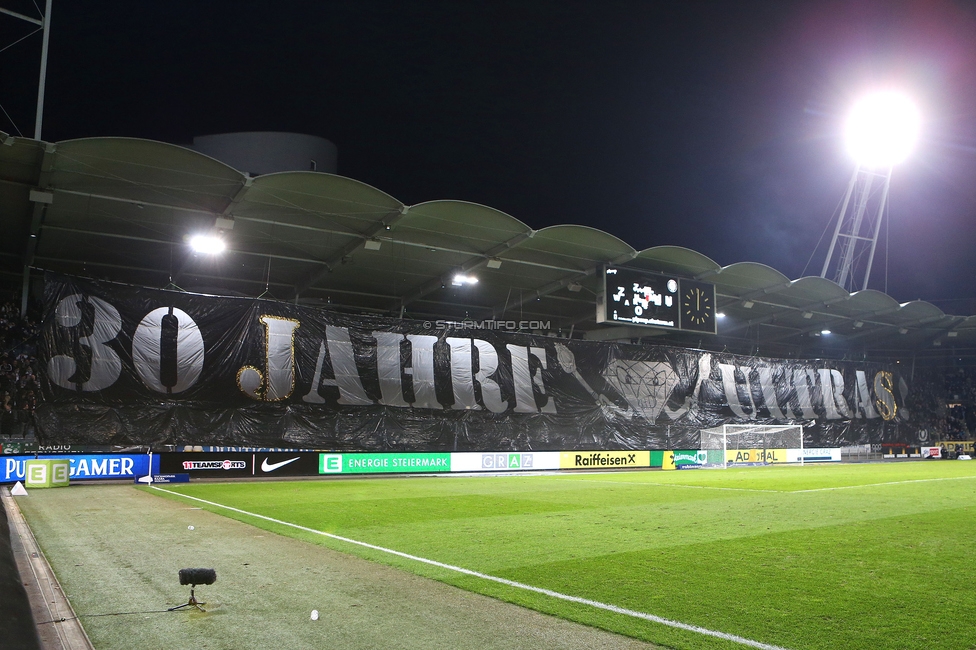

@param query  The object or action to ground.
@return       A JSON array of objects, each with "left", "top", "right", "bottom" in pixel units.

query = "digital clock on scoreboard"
[{"left": 598, "top": 267, "right": 716, "bottom": 334}]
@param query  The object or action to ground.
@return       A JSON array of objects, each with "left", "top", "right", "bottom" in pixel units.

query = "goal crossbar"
[{"left": 698, "top": 424, "right": 804, "bottom": 468}]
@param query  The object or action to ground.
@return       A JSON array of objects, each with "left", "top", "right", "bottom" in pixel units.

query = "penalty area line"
[{"left": 149, "top": 485, "right": 790, "bottom": 650}]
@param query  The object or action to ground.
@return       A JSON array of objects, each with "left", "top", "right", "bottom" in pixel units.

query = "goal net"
[{"left": 698, "top": 424, "right": 804, "bottom": 468}]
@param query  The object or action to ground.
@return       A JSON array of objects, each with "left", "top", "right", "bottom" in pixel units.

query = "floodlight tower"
[
  {"left": 0, "top": 0, "right": 54, "bottom": 139},
  {"left": 820, "top": 91, "right": 921, "bottom": 292}
]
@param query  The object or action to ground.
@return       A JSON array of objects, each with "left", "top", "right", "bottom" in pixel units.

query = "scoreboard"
[{"left": 597, "top": 267, "right": 717, "bottom": 334}]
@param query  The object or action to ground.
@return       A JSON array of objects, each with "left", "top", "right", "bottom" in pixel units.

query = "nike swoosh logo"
[{"left": 261, "top": 457, "right": 301, "bottom": 472}]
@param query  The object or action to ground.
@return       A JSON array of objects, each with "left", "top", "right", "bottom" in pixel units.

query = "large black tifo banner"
[{"left": 37, "top": 275, "right": 916, "bottom": 450}]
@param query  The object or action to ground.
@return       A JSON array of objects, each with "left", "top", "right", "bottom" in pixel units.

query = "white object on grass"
[
  {"left": 10, "top": 481, "right": 28, "bottom": 496},
  {"left": 188, "top": 525, "right": 195, "bottom": 530},
  {"left": 311, "top": 610, "right": 319, "bottom": 621}
]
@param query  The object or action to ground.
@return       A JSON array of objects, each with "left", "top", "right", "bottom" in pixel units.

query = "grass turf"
[
  {"left": 16, "top": 484, "right": 654, "bottom": 650},
  {"left": 148, "top": 462, "right": 976, "bottom": 650}
]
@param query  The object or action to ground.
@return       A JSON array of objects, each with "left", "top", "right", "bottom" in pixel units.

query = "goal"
[{"left": 698, "top": 424, "right": 804, "bottom": 468}]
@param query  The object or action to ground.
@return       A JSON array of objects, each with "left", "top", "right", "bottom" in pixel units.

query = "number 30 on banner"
[{"left": 48, "top": 294, "right": 204, "bottom": 394}]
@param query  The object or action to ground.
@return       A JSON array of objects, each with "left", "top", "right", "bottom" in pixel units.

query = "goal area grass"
[{"left": 20, "top": 461, "right": 976, "bottom": 649}]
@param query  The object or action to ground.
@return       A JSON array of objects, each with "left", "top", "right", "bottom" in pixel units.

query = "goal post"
[{"left": 698, "top": 424, "right": 804, "bottom": 468}]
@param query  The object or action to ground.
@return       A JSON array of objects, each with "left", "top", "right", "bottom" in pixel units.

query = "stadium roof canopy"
[{"left": 2, "top": 131, "right": 974, "bottom": 361}]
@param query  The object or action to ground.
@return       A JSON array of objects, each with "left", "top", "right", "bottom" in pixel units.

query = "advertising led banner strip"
[
  {"left": 37, "top": 274, "right": 918, "bottom": 451},
  {"left": 0, "top": 454, "right": 155, "bottom": 483}
]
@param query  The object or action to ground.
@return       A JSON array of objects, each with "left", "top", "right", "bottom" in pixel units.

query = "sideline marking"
[
  {"left": 563, "top": 474, "right": 976, "bottom": 494},
  {"left": 572, "top": 478, "right": 775, "bottom": 493},
  {"left": 791, "top": 475, "right": 976, "bottom": 493},
  {"left": 149, "top": 486, "right": 790, "bottom": 650}
]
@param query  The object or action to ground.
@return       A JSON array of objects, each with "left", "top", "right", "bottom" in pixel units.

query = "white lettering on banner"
[
  {"left": 790, "top": 368, "right": 818, "bottom": 419},
  {"left": 853, "top": 370, "right": 880, "bottom": 419},
  {"left": 44, "top": 292, "right": 909, "bottom": 425},
  {"left": 718, "top": 363, "right": 757, "bottom": 419},
  {"left": 1, "top": 456, "right": 140, "bottom": 480},
  {"left": 819, "top": 369, "right": 852, "bottom": 419},
  {"left": 473, "top": 340, "right": 507, "bottom": 413},
  {"left": 755, "top": 366, "right": 788, "bottom": 420},
  {"left": 507, "top": 345, "right": 556, "bottom": 414},
  {"left": 48, "top": 294, "right": 123, "bottom": 392},
  {"left": 446, "top": 337, "right": 479, "bottom": 410},
  {"left": 373, "top": 332, "right": 409, "bottom": 407},
  {"left": 407, "top": 335, "right": 440, "bottom": 409},
  {"left": 133, "top": 307, "right": 204, "bottom": 394},
  {"left": 5, "top": 458, "right": 22, "bottom": 480},
  {"left": 301, "top": 327, "right": 372, "bottom": 405},
  {"left": 446, "top": 338, "right": 519, "bottom": 413}
]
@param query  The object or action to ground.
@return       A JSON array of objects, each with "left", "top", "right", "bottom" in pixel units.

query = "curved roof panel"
[
  {"left": 714, "top": 262, "right": 791, "bottom": 296},
  {"left": 0, "top": 131, "right": 968, "bottom": 359},
  {"left": 51, "top": 137, "right": 245, "bottom": 212},
  {"left": 512, "top": 225, "right": 635, "bottom": 272},
  {"left": 633, "top": 246, "right": 721, "bottom": 278},
  {"left": 399, "top": 200, "right": 531, "bottom": 254}
]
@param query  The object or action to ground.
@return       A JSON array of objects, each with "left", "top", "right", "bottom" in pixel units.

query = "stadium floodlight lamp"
[
  {"left": 189, "top": 233, "right": 226, "bottom": 255},
  {"left": 844, "top": 91, "right": 921, "bottom": 168},
  {"left": 821, "top": 329, "right": 831, "bottom": 335},
  {"left": 451, "top": 274, "right": 478, "bottom": 286}
]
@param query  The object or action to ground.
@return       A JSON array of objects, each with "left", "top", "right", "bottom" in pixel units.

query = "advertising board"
[
  {"left": 725, "top": 449, "right": 788, "bottom": 466},
  {"left": 449, "top": 452, "right": 561, "bottom": 472},
  {"left": 784, "top": 448, "right": 842, "bottom": 463},
  {"left": 158, "top": 452, "right": 321, "bottom": 478},
  {"left": 318, "top": 453, "right": 451, "bottom": 474},
  {"left": 559, "top": 451, "right": 650, "bottom": 470},
  {"left": 1, "top": 454, "right": 155, "bottom": 482},
  {"left": 672, "top": 450, "right": 707, "bottom": 468}
]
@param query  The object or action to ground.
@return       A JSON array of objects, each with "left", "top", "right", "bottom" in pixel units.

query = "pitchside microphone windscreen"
[{"left": 178, "top": 568, "right": 217, "bottom": 586}]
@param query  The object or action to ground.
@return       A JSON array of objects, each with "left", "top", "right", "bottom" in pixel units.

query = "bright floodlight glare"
[
  {"left": 845, "top": 91, "right": 921, "bottom": 167},
  {"left": 190, "top": 234, "right": 226, "bottom": 255},
  {"left": 821, "top": 329, "right": 831, "bottom": 335},
  {"left": 452, "top": 274, "right": 478, "bottom": 286}
]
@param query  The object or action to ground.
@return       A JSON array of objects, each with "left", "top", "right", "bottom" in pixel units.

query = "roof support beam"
[
  {"left": 719, "top": 293, "right": 851, "bottom": 337},
  {"left": 21, "top": 143, "right": 56, "bottom": 315},
  {"left": 292, "top": 205, "right": 411, "bottom": 298},
  {"left": 40, "top": 225, "right": 333, "bottom": 266},
  {"left": 397, "top": 231, "right": 534, "bottom": 312},
  {"left": 841, "top": 313, "right": 952, "bottom": 345},
  {"left": 53, "top": 189, "right": 219, "bottom": 216},
  {"left": 489, "top": 250, "right": 638, "bottom": 320}
]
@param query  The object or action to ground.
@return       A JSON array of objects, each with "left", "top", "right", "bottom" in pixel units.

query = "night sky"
[{"left": 2, "top": 1, "right": 975, "bottom": 311}]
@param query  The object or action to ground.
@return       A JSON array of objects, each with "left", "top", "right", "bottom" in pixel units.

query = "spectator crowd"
[{"left": 0, "top": 299, "right": 41, "bottom": 438}]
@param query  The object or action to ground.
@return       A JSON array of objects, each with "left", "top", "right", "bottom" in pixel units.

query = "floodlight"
[
  {"left": 189, "top": 234, "right": 226, "bottom": 255},
  {"left": 845, "top": 91, "right": 921, "bottom": 167},
  {"left": 821, "top": 329, "right": 831, "bottom": 335},
  {"left": 716, "top": 312, "right": 726, "bottom": 319},
  {"left": 451, "top": 274, "right": 478, "bottom": 286}
]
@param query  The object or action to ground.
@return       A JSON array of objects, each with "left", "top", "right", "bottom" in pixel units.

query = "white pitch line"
[
  {"left": 566, "top": 474, "right": 976, "bottom": 494},
  {"left": 572, "top": 478, "right": 776, "bottom": 493},
  {"left": 149, "top": 485, "right": 791, "bottom": 650},
  {"left": 791, "top": 474, "right": 976, "bottom": 493}
]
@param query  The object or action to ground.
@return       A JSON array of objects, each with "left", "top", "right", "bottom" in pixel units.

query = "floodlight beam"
[{"left": 189, "top": 234, "right": 226, "bottom": 255}]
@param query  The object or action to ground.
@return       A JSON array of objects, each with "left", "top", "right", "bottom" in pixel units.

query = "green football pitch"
[{"left": 145, "top": 461, "right": 976, "bottom": 650}]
